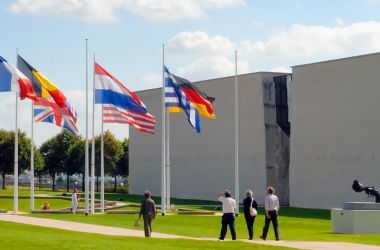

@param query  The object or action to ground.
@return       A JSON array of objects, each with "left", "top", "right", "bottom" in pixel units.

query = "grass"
[
  {"left": 0, "top": 185, "right": 63, "bottom": 197},
  {"left": 29, "top": 208, "right": 380, "bottom": 246},
  {"left": 101, "top": 192, "right": 220, "bottom": 206},
  {"left": 1, "top": 186, "right": 220, "bottom": 208},
  {"left": 0, "top": 198, "right": 85, "bottom": 212},
  {"left": 0, "top": 221, "right": 296, "bottom": 250},
  {"left": 2, "top": 186, "right": 380, "bottom": 246}
]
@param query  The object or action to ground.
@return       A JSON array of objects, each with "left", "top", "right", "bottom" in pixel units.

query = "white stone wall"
[
  {"left": 290, "top": 53, "right": 380, "bottom": 209},
  {"left": 129, "top": 72, "right": 286, "bottom": 204}
]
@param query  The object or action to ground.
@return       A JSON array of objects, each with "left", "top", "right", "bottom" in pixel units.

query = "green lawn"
[
  {"left": 29, "top": 209, "right": 380, "bottom": 246},
  {"left": 1, "top": 186, "right": 219, "bottom": 208},
  {"left": 2, "top": 186, "right": 380, "bottom": 247},
  {"left": 0, "top": 198, "right": 85, "bottom": 212},
  {"left": 0, "top": 221, "right": 296, "bottom": 250},
  {"left": 0, "top": 185, "right": 64, "bottom": 197}
]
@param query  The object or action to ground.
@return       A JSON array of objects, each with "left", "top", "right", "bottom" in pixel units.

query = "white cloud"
[
  {"left": 9, "top": 0, "right": 245, "bottom": 22},
  {"left": 167, "top": 21, "right": 380, "bottom": 77},
  {"left": 140, "top": 73, "right": 162, "bottom": 90},
  {"left": 251, "top": 20, "right": 265, "bottom": 28},
  {"left": 176, "top": 57, "right": 250, "bottom": 81},
  {"left": 9, "top": 0, "right": 120, "bottom": 22},
  {"left": 167, "top": 31, "right": 235, "bottom": 56},
  {"left": 124, "top": 0, "right": 245, "bottom": 21},
  {"left": 240, "top": 21, "right": 380, "bottom": 58},
  {"left": 269, "top": 66, "right": 291, "bottom": 73},
  {"left": 335, "top": 17, "right": 344, "bottom": 27}
]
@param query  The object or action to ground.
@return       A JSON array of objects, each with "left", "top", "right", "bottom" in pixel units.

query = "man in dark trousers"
[
  {"left": 138, "top": 191, "right": 157, "bottom": 237},
  {"left": 243, "top": 190, "right": 258, "bottom": 240},
  {"left": 260, "top": 186, "right": 280, "bottom": 241},
  {"left": 217, "top": 190, "right": 237, "bottom": 241}
]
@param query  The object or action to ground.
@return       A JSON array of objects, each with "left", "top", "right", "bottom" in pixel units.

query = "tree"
[
  {"left": 65, "top": 138, "right": 85, "bottom": 191},
  {"left": 0, "top": 130, "right": 32, "bottom": 189},
  {"left": 40, "top": 130, "right": 82, "bottom": 191},
  {"left": 34, "top": 149, "right": 45, "bottom": 190},
  {"left": 96, "top": 130, "right": 123, "bottom": 192},
  {"left": 40, "top": 136, "right": 60, "bottom": 190},
  {"left": 118, "top": 138, "right": 129, "bottom": 177},
  {"left": 57, "top": 131, "right": 82, "bottom": 191},
  {"left": 0, "top": 130, "right": 13, "bottom": 189}
]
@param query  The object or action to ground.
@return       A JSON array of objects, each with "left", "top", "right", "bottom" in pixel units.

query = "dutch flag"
[{"left": 94, "top": 62, "right": 156, "bottom": 134}]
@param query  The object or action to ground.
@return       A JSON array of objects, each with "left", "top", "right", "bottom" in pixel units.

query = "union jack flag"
[
  {"left": 17, "top": 55, "right": 78, "bottom": 134},
  {"left": 34, "top": 97, "right": 78, "bottom": 134}
]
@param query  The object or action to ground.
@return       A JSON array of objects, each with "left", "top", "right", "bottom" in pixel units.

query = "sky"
[{"left": 1, "top": 0, "right": 380, "bottom": 145}]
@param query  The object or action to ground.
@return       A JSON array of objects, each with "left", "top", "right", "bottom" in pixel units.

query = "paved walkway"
[{"left": 1, "top": 214, "right": 380, "bottom": 250}]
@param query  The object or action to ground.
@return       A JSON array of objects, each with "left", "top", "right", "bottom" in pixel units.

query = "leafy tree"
[
  {"left": 33, "top": 149, "right": 45, "bottom": 189},
  {"left": 118, "top": 138, "right": 129, "bottom": 177},
  {"left": 40, "top": 130, "right": 81, "bottom": 191},
  {"left": 94, "top": 130, "right": 123, "bottom": 192},
  {"left": 0, "top": 130, "right": 13, "bottom": 189},
  {"left": 65, "top": 138, "right": 85, "bottom": 191},
  {"left": 40, "top": 136, "right": 60, "bottom": 190},
  {"left": 0, "top": 129, "right": 32, "bottom": 189}
]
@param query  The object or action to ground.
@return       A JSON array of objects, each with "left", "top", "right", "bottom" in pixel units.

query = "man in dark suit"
[{"left": 138, "top": 191, "right": 157, "bottom": 237}]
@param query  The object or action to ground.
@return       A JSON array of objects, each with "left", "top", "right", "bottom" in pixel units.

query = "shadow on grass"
[{"left": 277, "top": 207, "right": 330, "bottom": 220}]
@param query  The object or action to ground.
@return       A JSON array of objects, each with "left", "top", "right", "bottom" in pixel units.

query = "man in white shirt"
[
  {"left": 217, "top": 190, "right": 237, "bottom": 240},
  {"left": 260, "top": 186, "right": 280, "bottom": 241}
]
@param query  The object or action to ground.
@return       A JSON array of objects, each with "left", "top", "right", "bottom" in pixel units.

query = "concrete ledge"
[
  {"left": 32, "top": 210, "right": 74, "bottom": 214},
  {"left": 106, "top": 210, "right": 140, "bottom": 214},
  {"left": 343, "top": 202, "right": 380, "bottom": 210},
  {"left": 331, "top": 208, "right": 380, "bottom": 234},
  {"left": 177, "top": 210, "right": 215, "bottom": 215}
]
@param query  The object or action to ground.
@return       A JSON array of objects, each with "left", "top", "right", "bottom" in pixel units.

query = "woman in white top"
[{"left": 71, "top": 189, "right": 78, "bottom": 214}]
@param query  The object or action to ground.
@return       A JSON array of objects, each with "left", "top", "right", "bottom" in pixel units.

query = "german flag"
[{"left": 167, "top": 73, "right": 215, "bottom": 119}]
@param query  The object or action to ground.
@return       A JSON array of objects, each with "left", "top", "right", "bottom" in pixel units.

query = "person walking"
[
  {"left": 71, "top": 189, "right": 78, "bottom": 214},
  {"left": 138, "top": 191, "right": 157, "bottom": 237},
  {"left": 260, "top": 186, "right": 280, "bottom": 241},
  {"left": 217, "top": 190, "right": 237, "bottom": 241},
  {"left": 243, "top": 190, "right": 258, "bottom": 240}
]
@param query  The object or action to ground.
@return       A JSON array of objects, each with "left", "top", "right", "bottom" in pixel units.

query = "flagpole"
[
  {"left": 14, "top": 102, "right": 19, "bottom": 213},
  {"left": 13, "top": 48, "right": 19, "bottom": 214},
  {"left": 85, "top": 38, "right": 89, "bottom": 215},
  {"left": 90, "top": 53, "right": 96, "bottom": 214},
  {"left": 161, "top": 44, "right": 166, "bottom": 215},
  {"left": 30, "top": 100, "right": 35, "bottom": 212},
  {"left": 14, "top": 92, "right": 19, "bottom": 214},
  {"left": 100, "top": 104, "right": 105, "bottom": 214},
  {"left": 234, "top": 50, "right": 240, "bottom": 212},
  {"left": 166, "top": 74, "right": 170, "bottom": 212}
]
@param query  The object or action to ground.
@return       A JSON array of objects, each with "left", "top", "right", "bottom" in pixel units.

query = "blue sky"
[{"left": 1, "top": 0, "right": 380, "bottom": 144}]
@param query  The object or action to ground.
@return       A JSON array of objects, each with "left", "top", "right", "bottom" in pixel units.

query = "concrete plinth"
[
  {"left": 342, "top": 202, "right": 380, "bottom": 210},
  {"left": 332, "top": 202, "right": 380, "bottom": 234}
]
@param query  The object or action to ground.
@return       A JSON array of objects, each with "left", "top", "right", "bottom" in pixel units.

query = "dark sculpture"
[{"left": 352, "top": 180, "right": 380, "bottom": 203}]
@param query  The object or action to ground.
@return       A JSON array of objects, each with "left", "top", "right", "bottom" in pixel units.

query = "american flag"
[
  {"left": 102, "top": 104, "right": 155, "bottom": 134},
  {"left": 94, "top": 62, "right": 156, "bottom": 134}
]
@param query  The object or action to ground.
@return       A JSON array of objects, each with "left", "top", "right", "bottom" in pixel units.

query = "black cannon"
[{"left": 352, "top": 180, "right": 380, "bottom": 203}]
